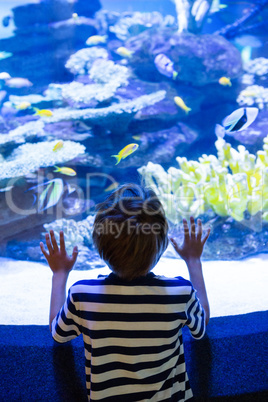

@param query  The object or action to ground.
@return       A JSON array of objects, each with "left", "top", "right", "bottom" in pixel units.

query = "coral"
[
  {"left": 43, "top": 215, "right": 94, "bottom": 254},
  {"left": 127, "top": 30, "right": 242, "bottom": 86},
  {"left": 243, "top": 57, "right": 268, "bottom": 76},
  {"left": 109, "top": 11, "right": 175, "bottom": 41},
  {"left": 40, "top": 91, "right": 166, "bottom": 131},
  {"left": 240, "top": 73, "right": 255, "bottom": 86},
  {"left": 65, "top": 47, "right": 108, "bottom": 75},
  {"left": 42, "top": 215, "right": 99, "bottom": 269},
  {"left": 0, "top": 121, "right": 45, "bottom": 148},
  {"left": 0, "top": 140, "right": 85, "bottom": 180},
  {"left": 138, "top": 135, "right": 268, "bottom": 224},
  {"left": 89, "top": 58, "right": 129, "bottom": 86},
  {"left": 237, "top": 85, "right": 268, "bottom": 109},
  {"left": 61, "top": 60, "right": 129, "bottom": 107},
  {"left": 9, "top": 84, "right": 64, "bottom": 107},
  {"left": 61, "top": 81, "right": 115, "bottom": 108}
]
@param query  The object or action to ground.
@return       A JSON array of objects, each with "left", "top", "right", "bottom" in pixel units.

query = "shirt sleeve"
[
  {"left": 185, "top": 286, "right": 206, "bottom": 339},
  {"left": 51, "top": 286, "right": 82, "bottom": 343}
]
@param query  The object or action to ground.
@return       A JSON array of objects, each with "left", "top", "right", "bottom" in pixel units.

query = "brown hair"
[{"left": 92, "top": 183, "right": 169, "bottom": 281}]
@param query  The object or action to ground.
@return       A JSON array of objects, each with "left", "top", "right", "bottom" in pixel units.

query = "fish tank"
[{"left": 0, "top": 0, "right": 268, "bottom": 291}]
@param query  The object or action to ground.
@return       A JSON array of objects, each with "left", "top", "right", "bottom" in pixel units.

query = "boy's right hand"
[{"left": 169, "top": 216, "right": 210, "bottom": 263}]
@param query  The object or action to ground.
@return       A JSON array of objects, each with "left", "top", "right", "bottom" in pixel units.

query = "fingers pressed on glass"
[
  {"left": 190, "top": 216, "right": 195, "bottom": 237},
  {"left": 45, "top": 233, "right": 53, "bottom": 254},
  {"left": 40, "top": 242, "right": 49, "bottom": 259},
  {"left": 50, "top": 230, "right": 59, "bottom": 252},
  {"left": 59, "top": 231, "right": 66, "bottom": 253},
  {"left": 196, "top": 219, "right": 202, "bottom": 241},
  {"left": 169, "top": 237, "right": 179, "bottom": 252},
  {"left": 182, "top": 219, "right": 190, "bottom": 241},
  {"left": 202, "top": 227, "right": 211, "bottom": 245}
]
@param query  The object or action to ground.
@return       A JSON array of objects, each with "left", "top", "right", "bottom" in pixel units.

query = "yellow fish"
[
  {"left": 132, "top": 135, "right": 141, "bottom": 141},
  {"left": 15, "top": 101, "right": 31, "bottom": 110},
  {"left": 104, "top": 182, "right": 119, "bottom": 192},
  {"left": 219, "top": 77, "right": 232, "bottom": 86},
  {"left": 53, "top": 166, "right": 76, "bottom": 176},
  {"left": 115, "top": 47, "right": 133, "bottom": 58},
  {"left": 174, "top": 96, "right": 191, "bottom": 114},
  {"left": 86, "top": 35, "right": 107, "bottom": 46},
  {"left": 53, "top": 141, "right": 64, "bottom": 152},
  {"left": 111, "top": 143, "right": 139, "bottom": 165},
  {"left": 33, "top": 107, "right": 53, "bottom": 117}
]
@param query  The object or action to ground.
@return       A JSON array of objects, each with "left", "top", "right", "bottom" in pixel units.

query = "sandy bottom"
[{"left": 0, "top": 254, "right": 267, "bottom": 325}]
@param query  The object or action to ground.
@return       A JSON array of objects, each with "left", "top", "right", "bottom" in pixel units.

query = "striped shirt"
[{"left": 52, "top": 272, "right": 206, "bottom": 401}]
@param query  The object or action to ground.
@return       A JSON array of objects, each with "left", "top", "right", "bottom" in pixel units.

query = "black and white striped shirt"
[{"left": 52, "top": 272, "right": 205, "bottom": 401}]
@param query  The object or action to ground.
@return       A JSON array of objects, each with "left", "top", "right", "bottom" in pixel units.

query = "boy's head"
[{"left": 92, "top": 183, "right": 169, "bottom": 281}]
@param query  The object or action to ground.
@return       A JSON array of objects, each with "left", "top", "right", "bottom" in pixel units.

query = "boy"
[{"left": 40, "top": 183, "right": 210, "bottom": 401}]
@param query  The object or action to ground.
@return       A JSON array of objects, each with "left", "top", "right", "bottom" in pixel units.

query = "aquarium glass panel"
[{"left": 0, "top": 0, "right": 268, "bottom": 270}]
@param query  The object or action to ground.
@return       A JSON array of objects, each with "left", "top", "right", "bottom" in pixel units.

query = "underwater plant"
[{"left": 138, "top": 135, "right": 268, "bottom": 224}]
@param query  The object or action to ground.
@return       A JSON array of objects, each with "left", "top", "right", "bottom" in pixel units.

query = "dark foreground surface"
[{"left": 0, "top": 311, "right": 267, "bottom": 401}]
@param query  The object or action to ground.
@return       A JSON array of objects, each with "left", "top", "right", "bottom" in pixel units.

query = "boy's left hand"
[{"left": 40, "top": 230, "right": 78, "bottom": 274}]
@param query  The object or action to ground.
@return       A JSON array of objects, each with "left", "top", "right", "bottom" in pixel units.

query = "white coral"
[
  {"left": 60, "top": 60, "right": 130, "bottom": 107},
  {"left": 0, "top": 120, "right": 45, "bottom": 146},
  {"left": 61, "top": 81, "right": 115, "bottom": 107},
  {"left": 43, "top": 215, "right": 95, "bottom": 255},
  {"left": 65, "top": 47, "right": 109, "bottom": 75},
  {"left": 0, "top": 140, "right": 85, "bottom": 180},
  {"left": 110, "top": 11, "right": 175, "bottom": 40},
  {"left": 89, "top": 59, "right": 129, "bottom": 86},
  {"left": 243, "top": 57, "right": 268, "bottom": 76},
  {"left": 237, "top": 85, "right": 268, "bottom": 109}
]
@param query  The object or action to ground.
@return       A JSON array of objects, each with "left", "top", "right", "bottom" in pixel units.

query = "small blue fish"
[
  {"left": 154, "top": 54, "right": 178, "bottom": 80},
  {"left": 215, "top": 107, "right": 259, "bottom": 138}
]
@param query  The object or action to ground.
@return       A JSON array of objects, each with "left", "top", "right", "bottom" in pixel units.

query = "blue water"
[{"left": 0, "top": 0, "right": 267, "bottom": 265}]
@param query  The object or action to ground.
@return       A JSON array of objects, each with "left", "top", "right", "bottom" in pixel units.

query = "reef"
[
  {"left": 0, "top": 121, "right": 45, "bottom": 151},
  {"left": 109, "top": 11, "right": 175, "bottom": 40},
  {"left": 41, "top": 90, "right": 166, "bottom": 132},
  {"left": 0, "top": 1, "right": 101, "bottom": 85},
  {"left": 11, "top": 0, "right": 101, "bottom": 28},
  {"left": 65, "top": 47, "right": 109, "bottom": 76},
  {"left": 243, "top": 57, "right": 268, "bottom": 77},
  {"left": 62, "top": 59, "right": 129, "bottom": 107},
  {"left": 126, "top": 30, "right": 242, "bottom": 86},
  {"left": 138, "top": 135, "right": 268, "bottom": 225},
  {"left": 214, "top": 0, "right": 268, "bottom": 39},
  {"left": 237, "top": 85, "right": 268, "bottom": 110},
  {"left": 43, "top": 215, "right": 93, "bottom": 251},
  {"left": 0, "top": 140, "right": 85, "bottom": 181}
]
